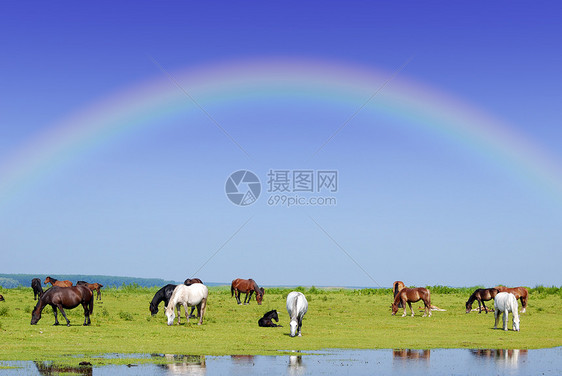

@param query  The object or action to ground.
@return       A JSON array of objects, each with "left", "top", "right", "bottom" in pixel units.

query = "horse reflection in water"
[
  {"left": 471, "top": 349, "right": 528, "bottom": 369},
  {"left": 393, "top": 349, "right": 431, "bottom": 361},
  {"left": 154, "top": 354, "right": 206, "bottom": 375},
  {"left": 34, "top": 361, "right": 92, "bottom": 376},
  {"left": 231, "top": 355, "right": 255, "bottom": 364},
  {"left": 288, "top": 351, "right": 306, "bottom": 376}
]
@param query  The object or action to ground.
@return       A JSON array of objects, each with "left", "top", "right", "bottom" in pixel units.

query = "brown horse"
[
  {"left": 465, "top": 288, "right": 499, "bottom": 313},
  {"left": 231, "top": 278, "right": 264, "bottom": 305},
  {"left": 31, "top": 285, "right": 93, "bottom": 326},
  {"left": 184, "top": 278, "right": 203, "bottom": 285},
  {"left": 495, "top": 286, "right": 528, "bottom": 313},
  {"left": 392, "top": 287, "right": 431, "bottom": 317},
  {"left": 0, "top": 294, "right": 4, "bottom": 301},
  {"left": 44, "top": 276, "right": 73, "bottom": 287},
  {"left": 76, "top": 281, "right": 103, "bottom": 301},
  {"left": 393, "top": 281, "right": 406, "bottom": 308}
]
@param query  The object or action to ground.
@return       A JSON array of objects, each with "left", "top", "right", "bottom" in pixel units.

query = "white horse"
[
  {"left": 494, "top": 292, "right": 520, "bottom": 331},
  {"left": 165, "top": 283, "right": 208, "bottom": 326},
  {"left": 286, "top": 291, "right": 308, "bottom": 337}
]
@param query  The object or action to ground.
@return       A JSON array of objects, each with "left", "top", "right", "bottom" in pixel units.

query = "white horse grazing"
[
  {"left": 286, "top": 291, "right": 308, "bottom": 337},
  {"left": 165, "top": 283, "right": 208, "bottom": 326},
  {"left": 494, "top": 292, "right": 520, "bottom": 331}
]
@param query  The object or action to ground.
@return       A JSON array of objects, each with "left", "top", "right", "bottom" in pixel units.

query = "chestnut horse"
[
  {"left": 44, "top": 276, "right": 73, "bottom": 287},
  {"left": 393, "top": 281, "right": 406, "bottom": 308},
  {"left": 465, "top": 288, "right": 499, "bottom": 313},
  {"left": 76, "top": 281, "right": 103, "bottom": 301},
  {"left": 31, "top": 285, "right": 93, "bottom": 326},
  {"left": 231, "top": 278, "right": 264, "bottom": 305},
  {"left": 0, "top": 294, "right": 4, "bottom": 301},
  {"left": 495, "top": 286, "right": 528, "bottom": 313},
  {"left": 392, "top": 287, "right": 431, "bottom": 317}
]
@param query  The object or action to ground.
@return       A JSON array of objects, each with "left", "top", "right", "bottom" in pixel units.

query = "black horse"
[
  {"left": 258, "top": 310, "right": 282, "bottom": 327},
  {"left": 31, "top": 285, "right": 93, "bottom": 326},
  {"left": 149, "top": 284, "right": 177, "bottom": 315},
  {"left": 31, "top": 278, "right": 43, "bottom": 300}
]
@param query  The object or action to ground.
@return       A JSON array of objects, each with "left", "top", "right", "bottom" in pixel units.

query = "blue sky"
[{"left": 1, "top": 1, "right": 561, "bottom": 287}]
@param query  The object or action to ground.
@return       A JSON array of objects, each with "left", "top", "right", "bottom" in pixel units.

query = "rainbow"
[{"left": 1, "top": 57, "right": 561, "bottom": 207}]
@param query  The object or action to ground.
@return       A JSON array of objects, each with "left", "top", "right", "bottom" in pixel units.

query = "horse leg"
[
  {"left": 57, "top": 305, "right": 71, "bottom": 326},
  {"left": 408, "top": 301, "right": 414, "bottom": 317},
  {"left": 297, "top": 316, "right": 303, "bottom": 336},
  {"left": 176, "top": 304, "right": 182, "bottom": 325},
  {"left": 184, "top": 303, "right": 190, "bottom": 324},
  {"left": 521, "top": 297, "right": 526, "bottom": 313},
  {"left": 198, "top": 298, "right": 206, "bottom": 325},
  {"left": 482, "top": 301, "right": 488, "bottom": 314},
  {"left": 52, "top": 306, "right": 60, "bottom": 326},
  {"left": 235, "top": 290, "right": 241, "bottom": 305},
  {"left": 189, "top": 306, "right": 196, "bottom": 318},
  {"left": 401, "top": 298, "right": 407, "bottom": 317},
  {"left": 503, "top": 311, "right": 508, "bottom": 331},
  {"left": 494, "top": 309, "right": 499, "bottom": 329},
  {"left": 477, "top": 299, "right": 482, "bottom": 313},
  {"left": 244, "top": 291, "right": 251, "bottom": 305},
  {"left": 82, "top": 303, "right": 90, "bottom": 326}
]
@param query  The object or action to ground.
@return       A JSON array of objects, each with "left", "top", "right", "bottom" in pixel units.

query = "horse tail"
[
  {"left": 231, "top": 283, "right": 234, "bottom": 297},
  {"left": 88, "top": 293, "right": 94, "bottom": 315},
  {"left": 291, "top": 294, "right": 298, "bottom": 321}
]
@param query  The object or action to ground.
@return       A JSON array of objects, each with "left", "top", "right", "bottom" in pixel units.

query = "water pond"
[{"left": 1, "top": 348, "right": 560, "bottom": 375}]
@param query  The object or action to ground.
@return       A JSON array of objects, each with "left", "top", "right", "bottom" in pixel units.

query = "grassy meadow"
[{"left": 0, "top": 285, "right": 560, "bottom": 365}]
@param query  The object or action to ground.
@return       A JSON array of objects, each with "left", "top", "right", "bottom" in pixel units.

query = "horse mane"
[
  {"left": 250, "top": 279, "right": 263, "bottom": 295},
  {"left": 392, "top": 288, "right": 405, "bottom": 305},
  {"left": 466, "top": 290, "right": 478, "bottom": 305},
  {"left": 48, "top": 276, "right": 58, "bottom": 282}
]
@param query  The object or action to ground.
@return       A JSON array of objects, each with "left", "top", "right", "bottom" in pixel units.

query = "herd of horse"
[
  {"left": 11, "top": 276, "right": 526, "bottom": 333},
  {"left": 391, "top": 280, "right": 527, "bottom": 330}
]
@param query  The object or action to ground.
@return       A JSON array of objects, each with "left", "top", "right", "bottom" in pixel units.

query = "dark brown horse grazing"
[
  {"left": 184, "top": 278, "right": 203, "bottom": 286},
  {"left": 76, "top": 281, "right": 103, "bottom": 301},
  {"left": 495, "top": 286, "right": 529, "bottom": 313},
  {"left": 0, "top": 294, "right": 4, "bottom": 301},
  {"left": 44, "top": 276, "right": 73, "bottom": 287},
  {"left": 31, "top": 285, "right": 93, "bottom": 326},
  {"left": 393, "top": 281, "right": 406, "bottom": 308},
  {"left": 392, "top": 287, "right": 432, "bottom": 317},
  {"left": 31, "top": 278, "right": 44, "bottom": 300},
  {"left": 465, "top": 288, "right": 499, "bottom": 313},
  {"left": 231, "top": 278, "right": 264, "bottom": 305}
]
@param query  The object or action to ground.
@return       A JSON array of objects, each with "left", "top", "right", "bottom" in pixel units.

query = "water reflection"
[
  {"left": 288, "top": 351, "right": 305, "bottom": 376},
  {"left": 393, "top": 349, "right": 431, "bottom": 361},
  {"left": 471, "top": 349, "right": 528, "bottom": 369},
  {"left": 34, "top": 361, "right": 93, "bottom": 376},
  {"left": 152, "top": 354, "right": 206, "bottom": 375},
  {"left": 231, "top": 355, "right": 255, "bottom": 364}
]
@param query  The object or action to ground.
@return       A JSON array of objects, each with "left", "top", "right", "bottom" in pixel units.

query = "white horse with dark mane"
[
  {"left": 165, "top": 283, "right": 208, "bottom": 326},
  {"left": 494, "top": 292, "right": 520, "bottom": 331},
  {"left": 286, "top": 291, "right": 308, "bottom": 337}
]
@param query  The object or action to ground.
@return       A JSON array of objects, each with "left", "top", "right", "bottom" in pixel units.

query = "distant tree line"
[{"left": 0, "top": 274, "right": 179, "bottom": 289}]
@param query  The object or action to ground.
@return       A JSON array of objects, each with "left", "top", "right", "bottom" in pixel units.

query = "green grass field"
[{"left": 0, "top": 285, "right": 560, "bottom": 365}]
